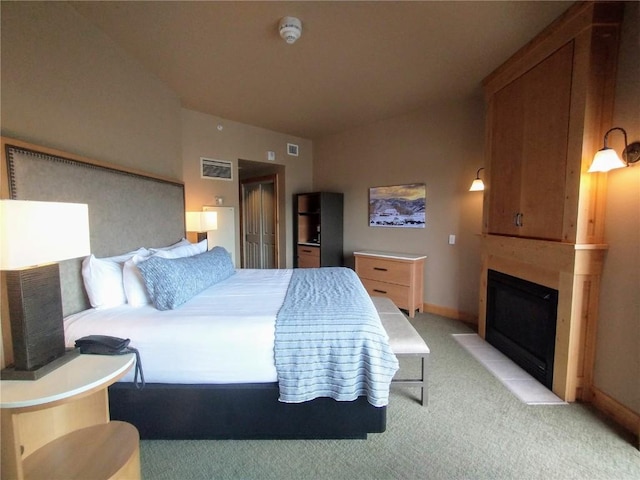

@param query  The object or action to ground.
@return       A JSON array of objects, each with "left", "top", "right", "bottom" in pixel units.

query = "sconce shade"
[
  {"left": 186, "top": 211, "right": 218, "bottom": 232},
  {"left": 0, "top": 200, "right": 91, "bottom": 269},
  {"left": 469, "top": 178, "right": 485, "bottom": 192},
  {"left": 469, "top": 168, "right": 485, "bottom": 191},
  {"left": 587, "top": 147, "right": 627, "bottom": 173}
]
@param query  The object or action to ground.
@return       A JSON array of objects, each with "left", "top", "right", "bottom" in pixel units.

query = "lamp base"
[{"left": 0, "top": 349, "right": 80, "bottom": 381}]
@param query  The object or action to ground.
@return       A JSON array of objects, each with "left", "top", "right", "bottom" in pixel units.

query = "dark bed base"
[{"left": 108, "top": 382, "right": 387, "bottom": 440}]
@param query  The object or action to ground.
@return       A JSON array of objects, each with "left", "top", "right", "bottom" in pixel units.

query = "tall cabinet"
[
  {"left": 479, "top": 2, "right": 622, "bottom": 403},
  {"left": 294, "top": 192, "right": 343, "bottom": 268}
]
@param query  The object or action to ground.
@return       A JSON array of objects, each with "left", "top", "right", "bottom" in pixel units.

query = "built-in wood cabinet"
[
  {"left": 482, "top": 2, "right": 622, "bottom": 246},
  {"left": 294, "top": 192, "right": 343, "bottom": 268},
  {"left": 479, "top": 1, "right": 623, "bottom": 404},
  {"left": 487, "top": 42, "right": 573, "bottom": 241}
]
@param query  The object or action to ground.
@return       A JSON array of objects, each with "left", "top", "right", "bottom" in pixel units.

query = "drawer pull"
[
  {"left": 373, "top": 289, "right": 387, "bottom": 294},
  {"left": 302, "top": 249, "right": 312, "bottom": 253},
  {"left": 373, "top": 267, "right": 388, "bottom": 272}
]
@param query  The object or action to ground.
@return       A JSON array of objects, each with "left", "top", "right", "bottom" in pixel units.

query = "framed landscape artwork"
[{"left": 369, "top": 183, "right": 426, "bottom": 228}]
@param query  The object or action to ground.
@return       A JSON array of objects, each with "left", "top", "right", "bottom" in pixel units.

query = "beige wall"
[
  {"left": 181, "top": 108, "right": 313, "bottom": 268},
  {"left": 593, "top": 1, "right": 640, "bottom": 414},
  {"left": 0, "top": 1, "right": 182, "bottom": 179},
  {"left": 313, "top": 98, "right": 485, "bottom": 319}
]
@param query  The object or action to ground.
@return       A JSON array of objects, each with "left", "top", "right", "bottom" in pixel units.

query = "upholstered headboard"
[{"left": 2, "top": 138, "right": 185, "bottom": 315}]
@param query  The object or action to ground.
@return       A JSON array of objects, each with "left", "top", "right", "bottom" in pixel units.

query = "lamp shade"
[
  {"left": 185, "top": 211, "right": 218, "bottom": 232},
  {"left": 469, "top": 178, "right": 485, "bottom": 191},
  {"left": 0, "top": 200, "right": 90, "bottom": 270},
  {"left": 588, "top": 148, "right": 627, "bottom": 173}
]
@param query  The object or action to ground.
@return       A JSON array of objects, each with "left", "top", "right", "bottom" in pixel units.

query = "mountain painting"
[{"left": 369, "top": 183, "right": 426, "bottom": 228}]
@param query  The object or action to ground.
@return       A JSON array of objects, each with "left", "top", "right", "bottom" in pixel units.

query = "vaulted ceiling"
[{"left": 70, "top": 1, "right": 573, "bottom": 140}]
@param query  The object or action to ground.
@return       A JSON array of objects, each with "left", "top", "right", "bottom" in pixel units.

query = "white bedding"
[{"left": 64, "top": 269, "right": 292, "bottom": 384}]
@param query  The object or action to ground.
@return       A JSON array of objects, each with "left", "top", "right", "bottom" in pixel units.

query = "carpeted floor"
[{"left": 140, "top": 312, "right": 640, "bottom": 479}]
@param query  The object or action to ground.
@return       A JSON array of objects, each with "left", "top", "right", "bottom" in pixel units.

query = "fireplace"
[{"left": 486, "top": 270, "right": 558, "bottom": 389}]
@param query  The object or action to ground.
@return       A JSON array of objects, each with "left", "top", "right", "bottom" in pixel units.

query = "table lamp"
[
  {"left": 1, "top": 200, "right": 90, "bottom": 380},
  {"left": 185, "top": 211, "right": 218, "bottom": 243}
]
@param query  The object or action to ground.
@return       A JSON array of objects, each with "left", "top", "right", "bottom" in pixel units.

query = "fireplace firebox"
[{"left": 486, "top": 270, "right": 558, "bottom": 389}]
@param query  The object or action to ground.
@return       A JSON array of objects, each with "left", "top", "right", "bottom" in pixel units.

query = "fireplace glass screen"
[{"left": 486, "top": 270, "right": 558, "bottom": 389}]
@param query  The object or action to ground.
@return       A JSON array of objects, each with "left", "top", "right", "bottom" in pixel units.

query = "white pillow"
[
  {"left": 82, "top": 248, "right": 147, "bottom": 308},
  {"left": 152, "top": 239, "right": 207, "bottom": 259},
  {"left": 151, "top": 238, "right": 191, "bottom": 251},
  {"left": 123, "top": 252, "right": 153, "bottom": 307}
]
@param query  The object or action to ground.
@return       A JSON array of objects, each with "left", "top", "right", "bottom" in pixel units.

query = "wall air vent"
[{"left": 287, "top": 143, "right": 299, "bottom": 156}]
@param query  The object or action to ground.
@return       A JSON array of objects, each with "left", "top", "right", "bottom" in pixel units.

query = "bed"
[{"left": 2, "top": 137, "right": 398, "bottom": 439}]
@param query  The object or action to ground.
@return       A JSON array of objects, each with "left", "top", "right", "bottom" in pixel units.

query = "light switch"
[{"left": 448, "top": 234, "right": 456, "bottom": 245}]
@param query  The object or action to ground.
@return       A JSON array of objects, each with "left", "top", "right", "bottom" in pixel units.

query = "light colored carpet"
[
  {"left": 140, "top": 312, "right": 640, "bottom": 480},
  {"left": 452, "top": 333, "right": 566, "bottom": 405}
]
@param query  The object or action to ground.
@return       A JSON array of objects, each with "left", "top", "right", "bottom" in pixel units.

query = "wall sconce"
[
  {"left": 0, "top": 200, "right": 91, "bottom": 379},
  {"left": 588, "top": 127, "right": 640, "bottom": 173},
  {"left": 186, "top": 211, "right": 218, "bottom": 243},
  {"left": 469, "top": 168, "right": 485, "bottom": 191}
]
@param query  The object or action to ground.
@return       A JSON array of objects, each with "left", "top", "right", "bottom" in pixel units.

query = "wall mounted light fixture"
[
  {"left": 469, "top": 168, "right": 485, "bottom": 191},
  {"left": 588, "top": 127, "right": 640, "bottom": 173}
]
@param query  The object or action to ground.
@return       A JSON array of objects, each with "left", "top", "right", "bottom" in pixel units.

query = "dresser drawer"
[
  {"left": 297, "top": 245, "right": 319, "bottom": 257},
  {"left": 355, "top": 256, "right": 411, "bottom": 286},
  {"left": 297, "top": 245, "right": 320, "bottom": 268},
  {"left": 360, "top": 279, "right": 410, "bottom": 309}
]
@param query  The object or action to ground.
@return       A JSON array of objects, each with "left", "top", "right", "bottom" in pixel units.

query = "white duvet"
[{"left": 64, "top": 269, "right": 292, "bottom": 384}]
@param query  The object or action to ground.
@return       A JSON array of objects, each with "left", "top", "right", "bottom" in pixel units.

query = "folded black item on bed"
[{"left": 75, "top": 335, "right": 145, "bottom": 389}]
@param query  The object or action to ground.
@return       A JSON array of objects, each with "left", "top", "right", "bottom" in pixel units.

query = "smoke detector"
[{"left": 279, "top": 16, "right": 302, "bottom": 44}]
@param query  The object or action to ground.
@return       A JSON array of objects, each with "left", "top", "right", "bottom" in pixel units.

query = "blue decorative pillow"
[{"left": 137, "top": 246, "right": 235, "bottom": 310}]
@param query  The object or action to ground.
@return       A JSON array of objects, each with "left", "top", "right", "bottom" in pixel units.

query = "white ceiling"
[{"left": 70, "top": 1, "right": 573, "bottom": 140}]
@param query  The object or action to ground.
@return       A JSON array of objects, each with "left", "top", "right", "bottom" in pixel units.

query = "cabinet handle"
[
  {"left": 302, "top": 249, "right": 312, "bottom": 253},
  {"left": 373, "top": 267, "right": 388, "bottom": 272},
  {"left": 373, "top": 289, "right": 388, "bottom": 294},
  {"left": 513, "top": 212, "right": 524, "bottom": 227}
]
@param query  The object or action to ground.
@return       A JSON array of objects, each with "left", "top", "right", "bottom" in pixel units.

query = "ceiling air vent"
[{"left": 287, "top": 143, "right": 299, "bottom": 156}]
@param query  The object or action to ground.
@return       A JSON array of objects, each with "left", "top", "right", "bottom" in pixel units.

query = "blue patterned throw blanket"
[{"left": 275, "top": 267, "right": 399, "bottom": 407}]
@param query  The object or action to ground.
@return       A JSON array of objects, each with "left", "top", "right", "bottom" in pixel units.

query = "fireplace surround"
[
  {"left": 486, "top": 270, "right": 558, "bottom": 389},
  {"left": 479, "top": 235, "right": 606, "bottom": 402}
]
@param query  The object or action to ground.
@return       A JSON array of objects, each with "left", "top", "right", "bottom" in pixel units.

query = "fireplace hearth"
[{"left": 486, "top": 270, "right": 558, "bottom": 389}]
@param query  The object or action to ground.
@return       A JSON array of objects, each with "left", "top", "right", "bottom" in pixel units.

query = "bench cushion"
[{"left": 372, "top": 297, "right": 430, "bottom": 355}]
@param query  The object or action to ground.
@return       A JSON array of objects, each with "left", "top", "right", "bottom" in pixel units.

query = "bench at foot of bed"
[{"left": 371, "top": 296, "right": 430, "bottom": 406}]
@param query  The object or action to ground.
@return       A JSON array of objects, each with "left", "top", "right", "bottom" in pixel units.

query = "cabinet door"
[
  {"left": 487, "top": 78, "right": 524, "bottom": 236},
  {"left": 519, "top": 42, "right": 573, "bottom": 240},
  {"left": 487, "top": 42, "right": 573, "bottom": 240}
]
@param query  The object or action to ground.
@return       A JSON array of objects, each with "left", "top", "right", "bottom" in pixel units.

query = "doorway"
[
  {"left": 241, "top": 176, "right": 277, "bottom": 268},
  {"left": 238, "top": 159, "right": 285, "bottom": 269}
]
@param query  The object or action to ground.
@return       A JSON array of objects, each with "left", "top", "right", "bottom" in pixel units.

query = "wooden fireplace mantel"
[{"left": 478, "top": 234, "right": 607, "bottom": 402}]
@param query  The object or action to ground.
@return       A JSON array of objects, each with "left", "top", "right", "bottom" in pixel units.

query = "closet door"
[{"left": 242, "top": 180, "right": 276, "bottom": 269}]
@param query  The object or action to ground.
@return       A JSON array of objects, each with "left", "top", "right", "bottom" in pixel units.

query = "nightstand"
[
  {"left": 354, "top": 250, "right": 426, "bottom": 318},
  {"left": 1, "top": 353, "right": 140, "bottom": 480}
]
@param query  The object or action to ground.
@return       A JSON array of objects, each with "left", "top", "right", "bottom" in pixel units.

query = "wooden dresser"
[{"left": 354, "top": 251, "right": 426, "bottom": 318}]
